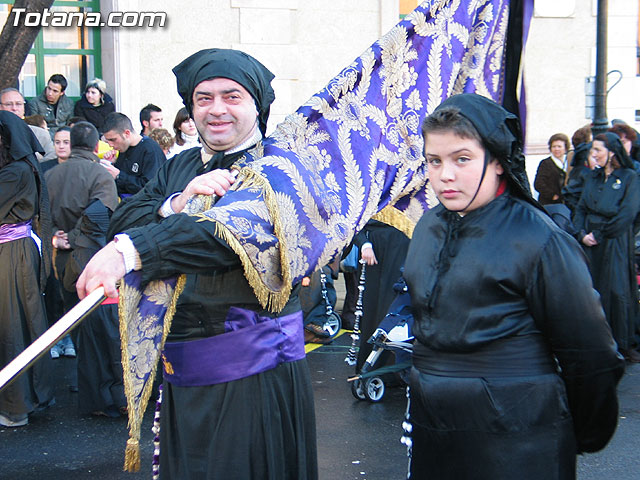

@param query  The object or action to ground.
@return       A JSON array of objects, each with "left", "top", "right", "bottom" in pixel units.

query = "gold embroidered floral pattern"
[{"left": 186, "top": 0, "right": 510, "bottom": 313}]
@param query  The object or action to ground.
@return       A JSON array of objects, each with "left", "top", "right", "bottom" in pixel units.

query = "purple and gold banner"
[{"left": 188, "top": 0, "right": 519, "bottom": 311}]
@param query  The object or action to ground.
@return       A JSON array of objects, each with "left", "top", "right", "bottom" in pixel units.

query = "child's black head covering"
[
  {"left": 172, "top": 48, "right": 275, "bottom": 135},
  {"left": 434, "top": 93, "right": 535, "bottom": 206}
]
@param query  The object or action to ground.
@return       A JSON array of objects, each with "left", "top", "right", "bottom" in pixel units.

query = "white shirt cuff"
[
  {"left": 113, "top": 234, "right": 142, "bottom": 274},
  {"left": 361, "top": 242, "right": 373, "bottom": 251},
  {"left": 159, "top": 192, "right": 182, "bottom": 217}
]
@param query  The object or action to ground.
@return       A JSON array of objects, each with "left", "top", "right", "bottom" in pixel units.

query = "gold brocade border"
[
  {"left": 195, "top": 166, "right": 293, "bottom": 313},
  {"left": 120, "top": 274, "right": 187, "bottom": 472},
  {"left": 371, "top": 205, "right": 416, "bottom": 239}
]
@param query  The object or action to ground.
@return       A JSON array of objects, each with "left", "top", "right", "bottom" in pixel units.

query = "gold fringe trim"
[
  {"left": 123, "top": 438, "right": 140, "bottom": 472},
  {"left": 195, "top": 167, "right": 292, "bottom": 313},
  {"left": 119, "top": 274, "right": 187, "bottom": 472},
  {"left": 372, "top": 205, "right": 416, "bottom": 238}
]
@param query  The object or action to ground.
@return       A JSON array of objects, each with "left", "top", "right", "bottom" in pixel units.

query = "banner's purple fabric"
[
  {"left": 190, "top": 0, "right": 516, "bottom": 309},
  {"left": 162, "top": 309, "right": 305, "bottom": 387},
  {"left": 0, "top": 220, "right": 31, "bottom": 244}
]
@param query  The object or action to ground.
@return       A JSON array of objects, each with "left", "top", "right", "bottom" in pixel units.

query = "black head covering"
[
  {"left": 0, "top": 110, "right": 44, "bottom": 159},
  {"left": 571, "top": 141, "right": 592, "bottom": 168},
  {"left": 0, "top": 110, "right": 52, "bottom": 290},
  {"left": 172, "top": 48, "right": 276, "bottom": 135},
  {"left": 597, "top": 131, "right": 633, "bottom": 169},
  {"left": 434, "top": 93, "right": 535, "bottom": 205}
]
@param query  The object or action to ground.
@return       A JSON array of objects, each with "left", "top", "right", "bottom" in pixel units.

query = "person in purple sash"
[
  {"left": 77, "top": 49, "right": 317, "bottom": 479},
  {"left": 0, "top": 111, "right": 55, "bottom": 427}
]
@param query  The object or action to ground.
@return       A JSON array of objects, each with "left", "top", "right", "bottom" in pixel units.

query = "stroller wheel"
[
  {"left": 323, "top": 312, "right": 342, "bottom": 338},
  {"left": 351, "top": 379, "right": 367, "bottom": 401},
  {"left": 364, "top": 377, "right": 385, "bottom": 402}
]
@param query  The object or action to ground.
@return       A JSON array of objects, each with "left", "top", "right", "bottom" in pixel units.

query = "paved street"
[
  {"left": 1, "top": 277, "right": 639, "bottom": 479},
  {"left": 1, "top": 330, "right": 639, "bottom": 479}
]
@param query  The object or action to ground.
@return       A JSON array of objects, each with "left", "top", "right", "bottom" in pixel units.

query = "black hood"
[
  {"left": 0, "top": 110, "right": 52, "bottom": 290},
  {"left": 571, "top": 141, "right": 592, "bottom": 167},
  {"left": 0, "top": 110, "right": 44, "bottom": 160},
  {"left": 434, "top": 93, "right": 536, "bottom": 206}
]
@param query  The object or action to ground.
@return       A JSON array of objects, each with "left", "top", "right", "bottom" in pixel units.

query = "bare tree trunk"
[{"left": 0, "top": 0, "right": 55, "bottom": 90}]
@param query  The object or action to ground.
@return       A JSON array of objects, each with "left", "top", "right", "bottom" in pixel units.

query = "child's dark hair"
[{"left": 421, "top": 107, "right": 483, "bottom": 145}]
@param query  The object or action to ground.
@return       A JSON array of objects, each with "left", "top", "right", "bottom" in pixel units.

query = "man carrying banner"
[{"left": 78, "top": 49, "right": 318, "bottom": 479}]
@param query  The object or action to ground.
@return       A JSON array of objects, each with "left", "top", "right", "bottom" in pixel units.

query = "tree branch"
[{"left": 0, "top": 0, "right": 56, "bottom": 90}]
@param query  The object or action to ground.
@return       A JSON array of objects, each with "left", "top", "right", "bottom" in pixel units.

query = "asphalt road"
[{"left": 1, "top": 330, "right": 639, "bottom": 479}]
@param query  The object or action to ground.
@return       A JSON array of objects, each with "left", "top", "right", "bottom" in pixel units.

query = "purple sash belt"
[
  {"left": 0, "top": 220, "right": 32, "bottom": 244},
  {"left": 162, "top": 307, "right": 305, "bottom": 387}
]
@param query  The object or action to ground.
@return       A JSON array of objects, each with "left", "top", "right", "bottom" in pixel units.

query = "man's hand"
[
  {"left": 582, "top": 232, "right": 598, "bottom": 247},
  {"left": 52, "top": 230, "right": 70, "bottom": 249},
  {"left": 171, "top": 169, "right": 236, "bottom": 213},
  {"left": 76, "top": 242, "right": 126, "bottom": 299},
  {"left": 361, "top": 245, "right": 378, "bottom": 265},
  {"left": 100, "top": 160, "right": 120, "bottom": 179}
]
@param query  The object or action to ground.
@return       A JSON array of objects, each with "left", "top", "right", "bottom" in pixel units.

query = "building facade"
[{"left": 2, "top": 0, "right": 639, "bottom": 186}]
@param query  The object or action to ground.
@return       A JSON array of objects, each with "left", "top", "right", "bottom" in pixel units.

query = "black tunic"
[
  {"left": 0, "top": 161, "right": 54, "bottom": 419},
  {"left": 113, "top": 136, "right": 164, "bottom": 196},
  {"left": 404, "top": 192, "right": 623, "bottom": 479},
  {"left": 108, "top": 147, "right": 317, "bottom": 480},
  {"left": 573, "top": 166, "right": 640, "bottom": 350}
]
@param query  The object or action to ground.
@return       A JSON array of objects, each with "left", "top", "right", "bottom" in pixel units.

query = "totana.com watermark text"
[{"left": 12, "top": 8, "right": 167, "bottom": 28}]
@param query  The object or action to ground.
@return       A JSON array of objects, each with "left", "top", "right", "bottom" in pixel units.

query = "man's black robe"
[{"left": 108, "top": 146, "right": 317, "bottom": 480}]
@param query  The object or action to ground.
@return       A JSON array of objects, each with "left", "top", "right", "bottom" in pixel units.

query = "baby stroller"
[{"left": 349, "top": 276, "right": 414, "bottom": 402}]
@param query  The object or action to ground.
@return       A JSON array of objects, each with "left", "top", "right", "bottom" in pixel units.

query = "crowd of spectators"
[
  {"left": 533, "top": 122, "right": 640, "bottom": 363},
  {"left": 0, "top": 73, "right": 202, "bottom": 427}
]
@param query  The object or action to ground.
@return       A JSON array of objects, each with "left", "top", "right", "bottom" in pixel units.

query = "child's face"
[{"left": 424, "top": 131, "right": 504, "bottom": 215}]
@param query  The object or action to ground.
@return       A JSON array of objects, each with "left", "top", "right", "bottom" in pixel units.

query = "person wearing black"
[
  {"left": 76, "top": 49, "right": 317, "bottom": 479},
  {"left": 100, "top": 112, "right": 165, "bottom": 197},
  {"left": 0, "top": 111, "right": 55, "bottom": 427},
  {"left": 573, "top": 132, "right": 640, "bottom": 363},
  {"left": 404, "top": 94, "right": 624, "bottom": 479},
  {"left": 73, "top": 78, "right": 116, "bottom": 134},
  {"left": 561, "top": 125, "right": 593, "bottom": 213}
]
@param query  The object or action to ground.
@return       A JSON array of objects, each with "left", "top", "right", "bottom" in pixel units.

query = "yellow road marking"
[{"left": 304, "top": 329, "right": 350, "bottom": 353}]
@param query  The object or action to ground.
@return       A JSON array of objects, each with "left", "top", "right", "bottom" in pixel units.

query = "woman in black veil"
[{"left": 573, "top": 132, "right": 640, "bottom": 362}]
